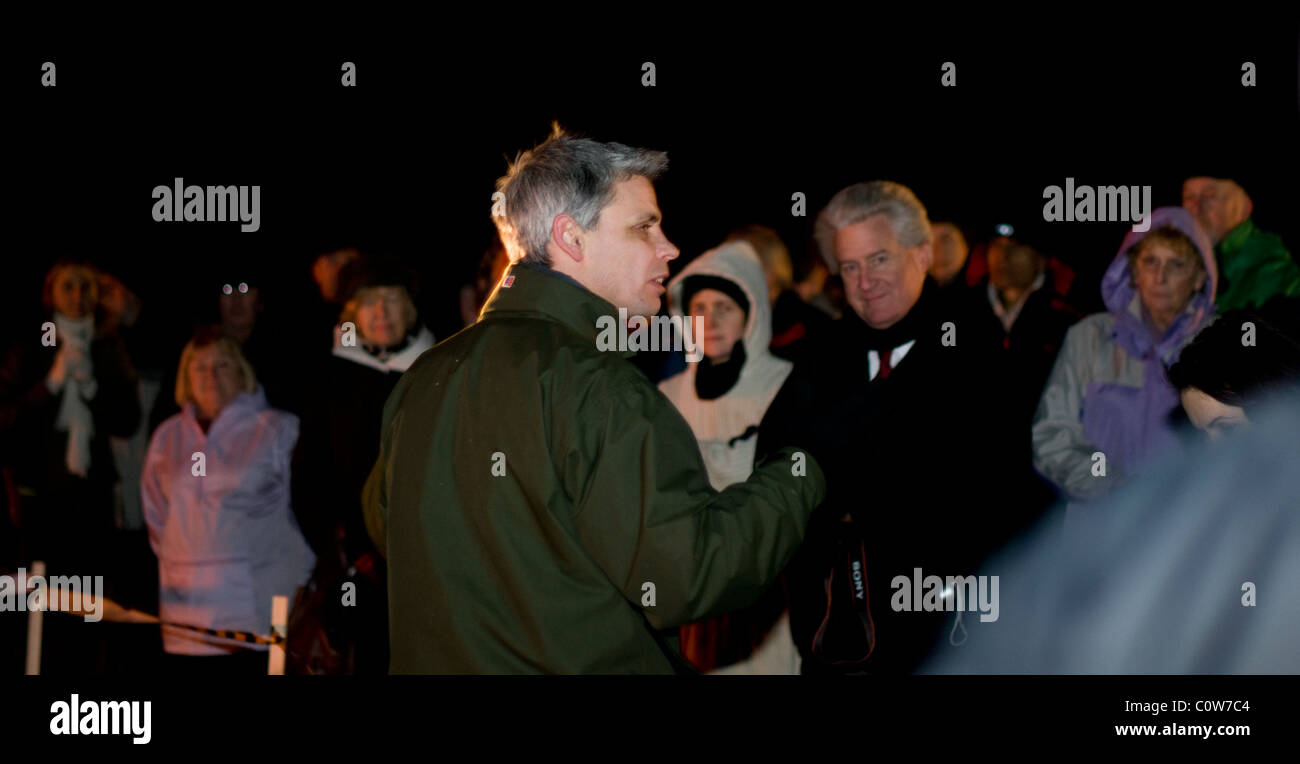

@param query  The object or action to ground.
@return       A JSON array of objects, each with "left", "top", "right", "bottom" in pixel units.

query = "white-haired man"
[{"left": 758, "top": 181, "right": 1037, "bottom": 675}]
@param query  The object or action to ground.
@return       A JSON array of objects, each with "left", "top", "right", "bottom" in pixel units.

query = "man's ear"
[{"left": 550, "top": 214, "right": 585, "bottom": 264}]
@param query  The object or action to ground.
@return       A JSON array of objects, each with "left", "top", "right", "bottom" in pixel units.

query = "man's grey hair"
[
  {"left": 813, "top": 181, "right": 932, "bottom": 273},
  {"left": 493, "top": 124, "right": 669, "bottom": 267}
]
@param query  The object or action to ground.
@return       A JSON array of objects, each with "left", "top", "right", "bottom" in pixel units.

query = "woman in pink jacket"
[{"left": 142, "top": 326, "right": 314, "bottom": 674}]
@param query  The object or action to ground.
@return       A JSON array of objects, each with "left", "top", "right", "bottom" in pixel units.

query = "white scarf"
[
  {"left": 331, "top": 325, "right": 435, "bottom": 374},
  {"left": 53, "top": 313, "right": 97, "bottom": 478}
]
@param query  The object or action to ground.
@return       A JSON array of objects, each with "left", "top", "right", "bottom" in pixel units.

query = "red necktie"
[{"left": 877, "top": 347, "right": 892, "bottom": 380}]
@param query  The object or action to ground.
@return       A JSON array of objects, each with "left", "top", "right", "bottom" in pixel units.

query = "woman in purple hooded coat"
[{"left": 1031, "top": 207, "right": 1217, "bottom": 509}]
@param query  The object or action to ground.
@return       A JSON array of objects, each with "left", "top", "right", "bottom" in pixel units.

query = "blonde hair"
[{"left": 174, "top": 326, "right": 257, "bottom": 407}]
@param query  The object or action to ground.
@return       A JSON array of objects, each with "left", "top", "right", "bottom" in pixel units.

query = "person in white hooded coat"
[
  {"left": 658, "top": 240, "right": 798, "bottom": 673},
  {"left": 142, "top": 328, "right": 314, "bottom": 670}
]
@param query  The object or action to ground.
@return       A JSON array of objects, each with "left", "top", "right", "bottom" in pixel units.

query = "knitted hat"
[{"left": 679, "top": 274, "right": 750, "bottom": 319}]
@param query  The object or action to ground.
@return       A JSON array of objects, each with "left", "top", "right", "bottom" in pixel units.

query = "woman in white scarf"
[
  {"left": 47, "top": 305, "right": 98, "bottom": 479},
  {"left": 29, "top": 262, "right": 140, "bottom": 533}
]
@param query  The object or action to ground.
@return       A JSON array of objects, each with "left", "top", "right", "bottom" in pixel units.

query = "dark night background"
[
  {"left": 4, "top": 22, "right": 1298, "bottom": 365},
  {"left": 1, "top": 20, "right": 1298, "bottom": 743}
]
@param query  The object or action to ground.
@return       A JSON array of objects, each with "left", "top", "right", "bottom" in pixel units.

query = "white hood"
[
  {"left": 659, "top": 240, "right": 792, "bottom": 490},
  {"left": 665, "top": 240, "right": 783, "bottom": 398}
]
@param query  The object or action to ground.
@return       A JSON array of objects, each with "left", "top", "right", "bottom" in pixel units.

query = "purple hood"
[
  {"left": 1101, "top": 206, "right": 1217, "bottom": 363},
  {"left": 1076, "top": 207, "right": 1218, "bottom": 483}
]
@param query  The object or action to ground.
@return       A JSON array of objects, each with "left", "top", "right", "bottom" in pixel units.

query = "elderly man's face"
[
  {"left": 578, "top": 176, "right": 681, "bottom": 317},
  {"left": 1183, "top": 177, "right": 1246, "bottom": 244},
  {"left": 834, "top": 214, "right": 931, "bottom": 329}
]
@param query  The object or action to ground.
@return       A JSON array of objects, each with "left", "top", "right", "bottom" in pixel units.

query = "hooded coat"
[
  {"left": 925, "top": 392, "right": 1300, "bottom": 674},
  {"left": 142, "top": 386, "right": 315, "bottom": 655},
  {"left": 1032, "top": 207, "right": 1217, "bottom": 503},
  {"left": 362, "top": 261, "right": 826, "bottom": 674},
  {"left": 658, "top": 241, "right": 793, "bottom": 491},
  {"left": 657, "top": 242, "right": 798, "bottom": 673}
]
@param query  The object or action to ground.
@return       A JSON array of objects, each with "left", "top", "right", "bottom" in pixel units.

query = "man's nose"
[{"left": 659, "top": 234, "right": 681, "bottom": 261}]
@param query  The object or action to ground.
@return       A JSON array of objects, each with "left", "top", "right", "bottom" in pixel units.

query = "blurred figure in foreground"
[{"left": 923, "top": 389, "right": 1300, "bottom": 674}]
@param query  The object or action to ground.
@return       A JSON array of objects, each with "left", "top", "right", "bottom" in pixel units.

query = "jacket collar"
[
  {"left": 333, "top": 325, "right": 435, "bottom": 373},
  {"left": 481, "top": 262, "right": 635, "bottom": 358}
]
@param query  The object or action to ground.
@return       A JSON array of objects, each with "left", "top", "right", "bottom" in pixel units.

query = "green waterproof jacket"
[
  {"left": 1215, "top": 218, "right": 1300, "bottom": 312},
  {"left": 362, "top": 261, "right": 825, "bottom": 673}
]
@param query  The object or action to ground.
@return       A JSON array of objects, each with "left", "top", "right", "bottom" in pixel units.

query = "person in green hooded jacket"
[
  {"left": 361, "top": 126, "right": 826, "bottom": 674},
  {"left": 1183, "top": 176, "right": 1300, "bottom": 311}
]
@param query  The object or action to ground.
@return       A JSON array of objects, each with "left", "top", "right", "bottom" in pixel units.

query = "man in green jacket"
[
  {"left": 1183, "top": 176, "right": 1300, "bottom": 311},
  {"left": 362, "top": 127, "right": 826, "bottom": 673}
]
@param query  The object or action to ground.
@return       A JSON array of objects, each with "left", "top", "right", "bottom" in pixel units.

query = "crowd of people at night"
[{"left": 2, "top": 129, "right": 1298, "bottom": 675}]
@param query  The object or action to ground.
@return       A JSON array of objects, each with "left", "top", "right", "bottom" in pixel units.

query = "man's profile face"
[
  {"left": 833, "top": 214, "right": 930, "bottom": 329},
  {"left": 580, "top": 176, "right": 680, "bottom": 317}
]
